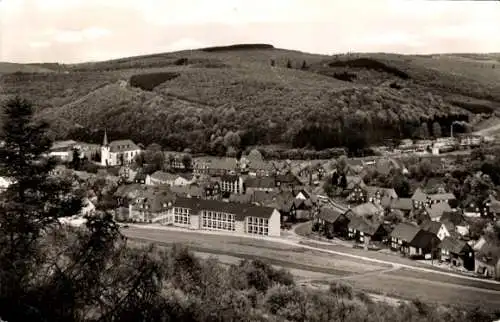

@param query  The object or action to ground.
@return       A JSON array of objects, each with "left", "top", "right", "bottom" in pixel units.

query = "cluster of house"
[
  {"left": 52, "top": 133, "right": 320, "bottom": 237},
  {"left": 395, "top": 134, "right": 485, "bottom": 155},
  {"left": 315, "top": 180, "right": 500, "bottom": 279}
]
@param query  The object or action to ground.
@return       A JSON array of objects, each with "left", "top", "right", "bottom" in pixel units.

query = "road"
[{"left": 122, "top": 225, "right": 500, "bottom": 311}]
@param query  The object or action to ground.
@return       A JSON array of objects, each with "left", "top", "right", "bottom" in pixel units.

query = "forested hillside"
[{"left": 1, "top": 44, "right": 500, "bottom": 155}]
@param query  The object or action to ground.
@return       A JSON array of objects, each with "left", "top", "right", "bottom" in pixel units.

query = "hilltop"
[{"left": 1, "top": 43, "right": 500, "bottom": 155}]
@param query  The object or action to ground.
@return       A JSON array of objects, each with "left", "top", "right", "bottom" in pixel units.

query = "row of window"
[
  {"left": 203, "top": 219, "right": 236, "bottom": 231},
  {"left": 202, "top": 211, "right": 234, "bottom": 221},
  {"left": 247, "top": 216, "right": 269, "bottom": 236},
  {"left": 174, "top": 213, "right": 190, "bottom": 225}
]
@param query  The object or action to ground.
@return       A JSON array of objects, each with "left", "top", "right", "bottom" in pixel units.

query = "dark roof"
[
  {"left": 221, "top": 174, "right": 240, "bottom": 182},
  {"left": 439, "top": 236, "right": 471, "bottom": 255},
  {"left": 245, "top": 176, "right": 275, "bottom": 189},
  {"left": 409, "top": 230, "right": 440, "bottom": 249},
  {"left": 420, "top": 220, "right": 443, "bottom": 235},
  {"left": 109, "top": 140, "right": 140, "bottom": 153},
  {"left": 172, "top": 197, "right": 277, "bottom": 220},
  {"left": 390, "top": 222, "right": 421, "bottom": 242},
  {"left": 318, "top": 206, "right": 348, "bottom": 223},
  {"left": 132, "top": 191, "right": 176, "bottom": 213},
  {"left": 177, "top": 173, "right": 194, "bottom": 181},
  {"left": 440, "top": 211, "right": 466, "bottom": 226}
]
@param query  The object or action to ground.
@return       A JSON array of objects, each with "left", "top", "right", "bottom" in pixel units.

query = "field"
[
  {"left": 2, "top": 45, "right": 500, "bottom": 154},
  {"left": 122, "top": 226, "right": 500, "bottom": 311}
]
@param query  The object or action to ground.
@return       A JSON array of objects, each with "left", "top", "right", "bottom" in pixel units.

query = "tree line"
[{"left": 1, "top": 97, "right": 498, "bottom": 321}]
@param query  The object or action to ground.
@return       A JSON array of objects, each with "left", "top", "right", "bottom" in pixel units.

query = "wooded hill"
[{"left": 1, "top": 44, "right": 500, "bottom": 155}]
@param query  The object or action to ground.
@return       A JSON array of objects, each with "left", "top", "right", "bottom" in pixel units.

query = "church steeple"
[{"left": 103, "top": 129, "right": 109, "bottom": 146}]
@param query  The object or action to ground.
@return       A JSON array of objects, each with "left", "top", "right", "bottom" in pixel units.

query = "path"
[{"left": 124, "top": 223, "right": 500, "bottom": 285}]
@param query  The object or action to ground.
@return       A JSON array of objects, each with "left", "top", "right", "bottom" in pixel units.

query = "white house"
[
  {"left": 155, "top": 197, "right": 281, "bottom": 237},
  {"left": 146, "top": 171, "right": 177, "bottom": 186},
  {"left": 48, "top": 140, "right": 82, "bottom": 162},
  {"left": 100, "top": 131, "right": 141, "bottom": 167},
  {"left": 173, "top": 174, "right": 194, "bottom": 187}
]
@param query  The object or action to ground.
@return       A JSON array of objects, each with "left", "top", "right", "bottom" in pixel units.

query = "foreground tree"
[
  {"left": 0, "top": 97, "right": 84, "bottom": 319},
  {"left": 0, "top": 98, "right": 161, "bottom": 321}
]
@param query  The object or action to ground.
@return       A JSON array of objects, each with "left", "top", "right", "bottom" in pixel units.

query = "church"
[{"left": 100, "top": 131, "right": 142, "bottom": 167}]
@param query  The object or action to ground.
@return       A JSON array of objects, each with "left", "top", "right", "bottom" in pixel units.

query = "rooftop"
[{"left": 172, "top": 197, "right": 276, "bottom": 220}]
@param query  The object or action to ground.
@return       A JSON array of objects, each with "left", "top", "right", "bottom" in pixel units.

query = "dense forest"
[
  {"left": 1, "top": 45, "right": 499, "bottom": 157},
  {"left": 1, "top": 97, "right": 499, "bottom": 321}
]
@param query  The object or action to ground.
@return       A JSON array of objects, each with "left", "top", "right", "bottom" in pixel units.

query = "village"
[{"left": 3, "top": 130, "right": 499, "bottom": 283}]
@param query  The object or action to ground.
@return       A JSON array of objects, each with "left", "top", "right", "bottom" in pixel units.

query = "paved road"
[{"left": 122, "top": 225, "right": 500, "bottom": 310}]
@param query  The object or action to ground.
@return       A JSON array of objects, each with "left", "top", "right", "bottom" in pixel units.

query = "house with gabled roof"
[
  {"left": 383, "top": 197, "right": 413, "bottom": 216},
  {"left": 100, "top": 131, "right": 141, "bottom": 167},
  {"left": 411, "top": 188, "right": 429, "bottom": 209},
  {"left": 423, "top": 202, "right": 453, "bottom": 222},
  {"left": 390, "top": 222, "right": 421, "bottom": 252},
  {"left": 420, "top": 220, "right": 450, "bottom": 241},
  {"left": 219, "top": 174, "right": 244, "bottom": 195},
  {"left": 428, "top": 192, "right": 456, "bottom": 205},
  {"left": 174, "top": 173, "right": 195, "bottom": 186},
  {"left": 275, "top": 173, "right": 303, "bottom": 191},
  {"left": 352, "top": 202, "right": 384, "bottom": 219},
  {"left": 408, "top": 229, "right": 441, "bottom": 259},
  {"left": 244, "top": 176, "right": 276, "bottom": 194},
  {"left": 193, "top": 156, "right": 239, "bottom": 177},
  {"left": 347, "top": 215, "right": 388, "bottom": 244},
  {"left": 440, "top": 211, "right": 470, "bottom": 237},
  {"left": 364, "top": 186, "right": 398, "bottom": 205},
  {"left": 167, "top": 197, "right": 281, "bottom": 237},
  {"left": 146, "top": 171, "right": 177, "bottom": 186},
  {"left": 439, "top": 236, "right": 475, "bottom": 271},
  {"left": 129, "top": 189, "right": 176, "bottom": 223},
  {"left": 473, "top": 238, "right": 500, "bottom": 280},
  {"left": 170, "top": 184, "right": 204, "bottom": 199},
  {"left": 316, "top": 205, "right": 351, "bottom": 238}
]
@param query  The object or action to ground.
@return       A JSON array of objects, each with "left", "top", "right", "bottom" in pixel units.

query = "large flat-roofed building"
[{"left": 156, "top": 197, "right": 281, "bottom": 237}]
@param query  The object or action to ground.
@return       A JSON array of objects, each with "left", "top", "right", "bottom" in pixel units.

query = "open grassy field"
[
  {"left": 2, "top": 45, "right": 499, "bottom": 153},
  {"left": 122, "top": 226, "right": 500, "bottom": 311}
]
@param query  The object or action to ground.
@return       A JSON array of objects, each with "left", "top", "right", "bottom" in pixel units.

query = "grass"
[{"left": 3, "top": 45, "right": 500, "bottom": 152}]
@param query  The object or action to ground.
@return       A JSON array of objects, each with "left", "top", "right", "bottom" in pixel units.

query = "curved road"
[{"left": 122, "top": 224, "right": 500, "bottom": 310}]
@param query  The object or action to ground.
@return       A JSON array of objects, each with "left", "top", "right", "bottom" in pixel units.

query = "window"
[
  {"left": 174, "top": 207, "right": 190, "bottom": 225},
  {"left": 202, "top": 210, "right": 236, "bottom": 231},
  {"left": 246, "top": 216, "right": 269, "bottom": 236}
]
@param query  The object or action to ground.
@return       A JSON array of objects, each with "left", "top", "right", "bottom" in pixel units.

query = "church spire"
[{"left": 103, "top": 129, "right": 109, "bottom": 146}]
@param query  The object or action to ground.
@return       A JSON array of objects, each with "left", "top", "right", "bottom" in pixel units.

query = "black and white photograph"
[{"left": 1, "top": 0, "right": 500, "bottom": 321}]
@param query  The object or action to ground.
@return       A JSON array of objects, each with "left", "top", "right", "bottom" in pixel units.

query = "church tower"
[{"left": 101, "top": 129, "right": 110, "bottom": 166}]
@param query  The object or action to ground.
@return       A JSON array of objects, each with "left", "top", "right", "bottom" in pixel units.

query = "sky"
[{"left": 0, "top": 0, "right": 499, "bottom": 63}]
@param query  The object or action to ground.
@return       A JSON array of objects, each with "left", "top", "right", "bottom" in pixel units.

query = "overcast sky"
[{"left": 1, "top": 0, "right": 499, "bottom": 63}]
